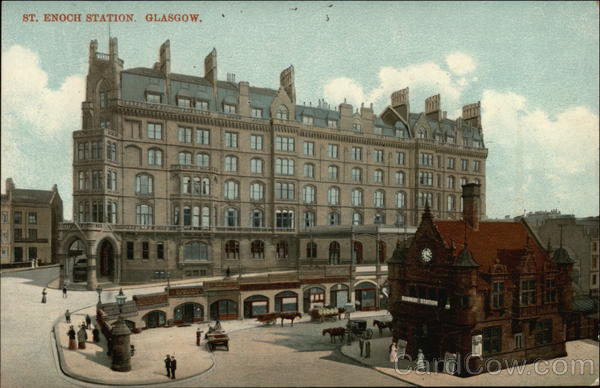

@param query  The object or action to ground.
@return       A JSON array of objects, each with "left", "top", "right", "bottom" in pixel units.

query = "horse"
[
  {"left": 256, "top": 313, "right": 278, "bottom": 325},
  {"left": 322, "top": 327, "right": 346, "bottom": 343},
  {"left": 373, "top": 319, "right": 393, "bottom": 336},
  {"left": 279, "top": 312, "right": 302, "bottom": 327}
]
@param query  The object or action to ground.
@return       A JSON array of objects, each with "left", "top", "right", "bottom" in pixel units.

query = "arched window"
[
  {"left": 418, "top": 127, "right": 427, "bottom": 139},
  {"left": 251, "top": 209, "right": 264, "bottom": 228},
  {"left": 276, "top": 210, "right": 294, "bottom": 229},
  {"left": 352, "top": 189, "right": 363, "bottom": 206},
  {"left": 328, "top": 187, "right": 340, "bottom": 205},
  {"left": 306, "top": 242, "right": 317, "bottom": 258},
  {"left": 192, "top": 177, "right": 201, "bottom": 195},
  {"left": 192, "top": 206, "right": 200, "bottom": 227},
  {"left": 225, "top": 240, "right": 239, "bottom": 259},
  {"left": 183, "top": 242, "right": 209, "bottom": 261},
  {"left": 447, "top": 175, "right": 455, "bottom": 189},
  {"left": 353, "top": 241, "right": 363, "bottom": 264},
  {"left": 251, "top": 240, "right": 264, "bottom": 259},
  {"left": 250, "top": 182, "right": 264, "bottom": 201},
  {"left": 201, "top": 178, "right": 210, "bottom": 195},
  {"left": 395, "top": 171, "right": 405, "bottom": 185},
  {"left": 106, "top": 201, "right": 117, "bottom": 224},
  {"left": 136, "top": 174, "right": 153, "bottom": 194},
  {"left": 329, "top": 241, "right": 340, "bottom": 264},
  {"left": 351, "top": 167, "right": 362, "bottom": 182},
  {"left": 181, "top": 176, "right": 191, "bottom": 194},
  {"left": 276, "top": 105, "right": 289, "bottom": 120},
  {"left": 136, "top": 204, "right": 153, "bottom": 225},
  {"left": 374, "top": 169, "right": 384, "bottom": 184},
  {"left": 374, "top": 190, "right": 385, "bottom": 208},
  {"left": 224, "top": 180, "right": 239, "bottom": 200},
  {"left": 378, "top": 241, "right": 386, "bottom": 263},
  {"left": 303, "top": 185, "right": 316, "bottom": 204},
  {"left": 178, "top": 151, "right": 192, "bottom": 165},
  {"left": 197, "top": 153, "right": 210, "bottom": 168},
  {"left": 395, "top": 192, "right": 406, "bottom": 209},
  {"left": 352, "top": 212, "right": 363, "bottom": 225},
  {"left": 225, "top": 155, "right": 238, "bottom": 172},
  {"left": 277, "top": 241, "right": 289, "bottom": 259},
  {"left": 183, "top": 206, "right": 192, "bottom": 226},
  {"left": 224, "top": 208, "right": 239, "bottom": 227},
  {"left": 304, "top": 211, "right": 315, "bottom": 227},
  {"left": 447, "top": 195, "right": 456, "bottom": 211},
  {"left": 329, "top": 211, "right": 340, "bottom": 226},
  {"left": 148, "top": 148, "right": 163, "bottom": 166},
  {"left": 201, "top": 207, "right": 210, "bottom": 227}
]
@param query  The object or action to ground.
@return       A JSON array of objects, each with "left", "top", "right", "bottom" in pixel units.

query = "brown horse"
[
  {"left": 373, "top": 319, "right": 393, "bottom": 336},
  {"left": 322, "top": 327, "right": 346, "bottom": 343},
  {"left": 279, "top": 312, "right": 302, "bottom": 327}
]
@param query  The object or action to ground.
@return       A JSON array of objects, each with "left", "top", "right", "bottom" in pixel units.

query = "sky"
[{"left": 1, "top": 1, "right": 599, "bottom": 220}]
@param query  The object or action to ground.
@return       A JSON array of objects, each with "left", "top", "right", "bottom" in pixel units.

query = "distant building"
[
  {"left": 518, "top": 209, "right": 569, "bottom": 228},
  {"left": 0, "top": 178, "right": 63, "bottom": 265},
  {"left": 388, "top": 184, "right": 573, "bottom": 376}
]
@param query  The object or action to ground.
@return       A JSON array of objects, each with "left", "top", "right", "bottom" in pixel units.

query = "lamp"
[{"left": 115, "top": 288, "right": 126, "bottom": 315}]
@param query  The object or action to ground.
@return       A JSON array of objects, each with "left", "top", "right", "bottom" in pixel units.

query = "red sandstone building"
[{"left": 388, "top": 183, "right": 573, "bottom": 375}]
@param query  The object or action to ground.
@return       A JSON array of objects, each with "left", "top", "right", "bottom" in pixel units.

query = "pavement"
[{"left": 340, "top": 336, "right": 600, "bottom": 386}]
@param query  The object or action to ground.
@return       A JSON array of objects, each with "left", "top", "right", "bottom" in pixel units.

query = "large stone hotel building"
[{"left": 58, "top": 38, "right": 487, "bottom": 312}]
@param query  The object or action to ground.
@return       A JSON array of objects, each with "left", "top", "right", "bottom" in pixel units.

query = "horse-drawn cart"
[
  {"left": 346, "top": 319, "right": 373, "bottom": 342},
  {"left": 206, "top": 332, "right": 229, "bottom": 351},
  {"left": 310, "top": 307, "right": 344, "bottom": 323}
]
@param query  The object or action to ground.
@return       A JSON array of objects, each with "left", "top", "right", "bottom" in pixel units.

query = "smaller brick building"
[{"left": 388, "top": 184, "right": 573, "bottom": 376}]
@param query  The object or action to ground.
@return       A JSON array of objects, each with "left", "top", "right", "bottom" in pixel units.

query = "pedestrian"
[
  {"left": 65, "top": 309, "right": 71, "bottom": 323},
  {"left": 164, "top": 354, "right": 171, "bottom": 378},
  {"left": 365, "top": 340, "right": 371, "bottom": 359},
  {"left": 41, "top": 288, "right": 47, "bottom": 303},
  {"left": 226, "top": 266, "right": 231, "bottom": 278},
  {"left": 62, "top": 285, "right": 68, "bottom": 298},
  {"left": 214, "top": 320, "right": 222, "bottom": 331},
  {"left": 389, "top": 342, "right": 398, "bottom": 364},
  {"left": 85, "top": 314, "right": 91, "bottom": 329},
  {"left": 416, "top": 348, "right": 426, "bottom": 371},
  {"left": 92, "top": 326, "right": 100, "bottom": 342},
  {"left": 359, "top": 338, "right": 364, "bottom": 357},
  {"left": 67, "top": 325, "right": 77, "bottom": 350},
  {"left": 196, "top": 328, "right": 203, "bottom": 346},
  {"left": 77, "top": 325, "right": 87, "bottom": 349},
  {"left": 170, "top": 355, "right": 177, "bottom": 379}
]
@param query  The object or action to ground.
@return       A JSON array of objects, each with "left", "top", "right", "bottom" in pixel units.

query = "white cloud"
[
  {"left": 1, "top": 45, "right": 85, "bottom": 219},
  {"left": 482, "top": 90, "right": 599, "bottom": 217},
  {"left": 323, "top": 77, "right": 366, "bottom": 108},
  {"left": 446, "top": 52, "right": 477, "bottom": 76}
]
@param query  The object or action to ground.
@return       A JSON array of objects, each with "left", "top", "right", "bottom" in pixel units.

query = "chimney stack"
[
  {"left": 462, "top": 183, "right": 481, "bottom": 231},
  {"left": 462, "top": 101, "right": 481, "bottom": 129},
  {"left": 425, "top": 94, "right": 442, "bottom": 121},
  {"left": 204, "top": 48, "right": 217, "bottom": 85},
  {"left": 158, "top": 40, "right": 171, "bottom": 77},
  {"left": 279, "top": 65, "right": 296, "bottom": 103},
  {"left": 391, "top": 87, "right": 409, "bottom": 121}
]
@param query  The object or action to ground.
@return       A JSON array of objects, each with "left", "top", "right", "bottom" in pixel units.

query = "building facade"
[
  {"left": 1, "top": 178, "right": 63, "bottom": 265},
  {"left": 388, "top": 184, "right": 573, "bottom": 376},
  {"left": 58, "top": 37, "right": 487, "bottom": 290}
]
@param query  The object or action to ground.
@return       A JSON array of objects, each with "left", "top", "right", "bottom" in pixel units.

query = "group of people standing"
[
  {"left": 164, "top": 355, "right": 177, "bottom": 379},
  {"left": 66, "top": 313, "right": 99, "bottom": 350}
]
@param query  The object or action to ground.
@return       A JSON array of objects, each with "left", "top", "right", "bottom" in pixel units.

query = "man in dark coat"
[
  {"left": 77, "top": 325, "right": 87, "bottom": 349},
  {"left": 67, "top": 325, "right": 77, "bottom": 350},
  {"left": 62, "top": 285, "right": 68, "bottom": 298},
  {"left": 41, "top": 288, "right": 47, "bottom": 303},
  {"left": 164, "top": 354, "right": 171, "bottom": 378},
  {"left": 92, "top": 326, "right": 100, "bottom": 342},
  {"left": 65, "top": 309, "right": 71, "bottom": 323},
  {"left": 85, "top": 314, "right": 92, "bottom": 329},
  {"left": 170, "top": 355, "right": 177, "bottom": 379}
]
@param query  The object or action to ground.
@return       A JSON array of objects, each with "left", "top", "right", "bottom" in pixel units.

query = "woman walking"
[{"left": 41, "top": 288, "right": 47, "bottom": 303}]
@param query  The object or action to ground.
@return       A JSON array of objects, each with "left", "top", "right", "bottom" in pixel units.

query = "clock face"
[{"left": 421, "top": 248, "right": 433, "bottom": 263}]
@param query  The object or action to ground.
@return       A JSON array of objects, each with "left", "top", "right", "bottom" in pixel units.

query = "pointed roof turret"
[
  {"left": 454, "top": 244, "right": 479, "bottom": 268},
  {"left": 388, "top": 239, "right": 408, "bottom": 264},
  {"left": 552, "top": 225, "right": 574, "bottom": 265}
]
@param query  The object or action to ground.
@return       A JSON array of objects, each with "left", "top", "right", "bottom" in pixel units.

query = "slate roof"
[
  {"left": 387, "top": 240, "right": 408, "bottom": 264},
  {"left": 552, "top": 247, "right": 575, "bottom": 265},
  {"left": 435, "top": 220, "right": 547, "bottom": 269},
  {"left": 11, "top": 189, "right": 54, "bottom": 204},
  {"left": 454, "top": 246, "right": 480, "bottom": 267}
]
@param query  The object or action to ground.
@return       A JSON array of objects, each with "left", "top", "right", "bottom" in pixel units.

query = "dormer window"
[
  {"left": 276, "top": 105, "right": 289, "bottom": 120},
  {"left": 195, "top": 100, "right": 209, "bottom": 110},
  {"left": 395, "top": 129, "right": 404, "bottom": 138},
  {"left": 374, "top": 126, "right": 383, "bottom": 135},
  {"left": 302, "top": 115, "right": 314, "bottom": 125},
  {"left": 177, "top": 97, "right": 191, "bottom": 108},
  {"left": 327, "top": 120, "right": 337, "bottom": 129},
  {"left": 352, "top": 123, "right": 362, "bottom": 132},
  {"left": 463, "top": 138, "right": 470, "bottom": 146},
  {"left": 223, "top": 104, "right": 237, "bottom": 114},
  {"left": 251, "top": 108, "right": 263, "bottom": 118},
  {"left": 146, "top": 93, "right": 161, "bottom": 104},
  {"left": 417, "top": 128, "right": 427, "bottom": 139}
]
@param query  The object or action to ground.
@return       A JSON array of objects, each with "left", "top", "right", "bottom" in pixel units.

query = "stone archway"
[{"left": 67, "top": 239, "right": 88, "bottom": 283}]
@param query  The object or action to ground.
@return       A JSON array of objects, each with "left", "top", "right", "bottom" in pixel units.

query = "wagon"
[
  {"left": 206, "top": 332, "right": 229, "bottom": 351},
  {"left": 346, "top": 319, "right": 373, "bottom": 341}
]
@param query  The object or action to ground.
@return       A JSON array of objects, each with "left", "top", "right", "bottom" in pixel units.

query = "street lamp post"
[
  {"left": 96, "top": 285, "right": 103, "bottom": 305},
  {"left": 111, "top": 288, "right": 131, "bottom": 372}
]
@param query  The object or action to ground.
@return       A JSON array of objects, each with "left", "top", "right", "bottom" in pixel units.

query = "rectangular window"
[
  {"left": 374, "top": 150, "right": 384, "bottom": 163},
  {"left": 178, "top": 126, "right": 192, "bottom": 143},
  {"left": 126, "top": 241, "right": 134, "bottom": 260},
  {"left": 351, "top": 147, "right": 362, "bottom": 161},
  {"left": 100, "top": 120, "right": 111, "bottom": 129},
  {"left": 275, "top": 136, "right": 295, "bottom": 152},
  {"left": 396, "top": 152, "right": 405, "bottom": 165},
  {"left": 535, "top": 320, "right": 552, "bottom": 345},
  {"left": 447, "top": 158, "right": 455, "bottom": 169},
  {"left": 514, "top": 333, "right": 523, "bottom": 350},
  {"left": 519, "top": 279, "right": 536, "bottom": 306},
  {"left": 328, "top": 120, "right": 338, "bottom": 129},
  {"left": 275, "top": 182, "right": 295, "bottom": 200},
  {"left": 251, "top": 108, "right": 263, "bottom": 118},
  {"left": 28, "top": 229, "right": 37, "bottom": 240},
  {"left": 492, "top": 281, "right": 504, "bottom": 308},
  {"left": 177, "top": 97, "right": 191, "bottom": 108},
  {"left": 304, "top": 164, "right": 314, "bottom": 178},
  {"left": 418, "top": 172, "right": 434, "bottom": 186},
  {"left": 14, "top": 212, "right": 22, "bottom": 224},
  {"left": 195, "top": 128, "right": 210, "bottom": 145},
  {"left": 28, "top": 212, "right": 37, "bottom": 224},
  {"left": 303, "top": 141, "right": 314, "bottom": 156},
  {"left": 374, "top": 126, "right": 383, "bottom": 135},
  {"left": 327, "top": 144, "right": 339, "bottom": 159},
  {"left": 1, "top": 211, "right": 7, "bottom": 223},
  {"left": 473, "top": 160, "right": 481, "bottom": 172},
  {"left": 419, "top": 153, "right": 433, "bottom": 166},
  {"left": 78, "top": 142, "right": 85, "bottom": 160},
  {"left": 225, "top": 132, "right": 238, "bottom": 148},
  {"left": 223, "top": 104, "right": 237, "bottom": 114},
  {"left": 146, "top": 93, "right": 161, "bottom": 103},
  {"left": 142, "top": 242, "right": 149, "bottom": 259},
  {"left": 147, "top": 123, "right": 162, "bottom": 139},
  {"left": 544, "top": 278, "right": 557, "bottom": 303},
  {"left": 483, "top": 326, "right": 502, "bottom": 355},
  {"left": 352, "top": 123, "right": 362, "bottom": 132},
  {"left": 302, "top": 116, "right": 314, "bottom": 125},
  {"left": 28, "top": 247, "right": 37, "bottom": 260},
  {"left": 461, "top": 159, "right": 469, "bottom": 171},
  {"left": 99, "top": 92, "right": 107, "bottom": 108},
  {"left": 195, "top": 100, "right": 209, "bottom": 110},
  {"left": 250, "top": 135, "right": 263, "bottom": 150}
]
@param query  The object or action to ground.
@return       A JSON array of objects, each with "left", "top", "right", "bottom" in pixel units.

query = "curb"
[
  {"left": 51, "top": 304, "right": 216, "bottom": 386},
  {"left": 337, "top": 344, "right": 420, "bottom": 387},
  {"left": 1, "top": 264, "right": 60, "bottom": 274}
]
